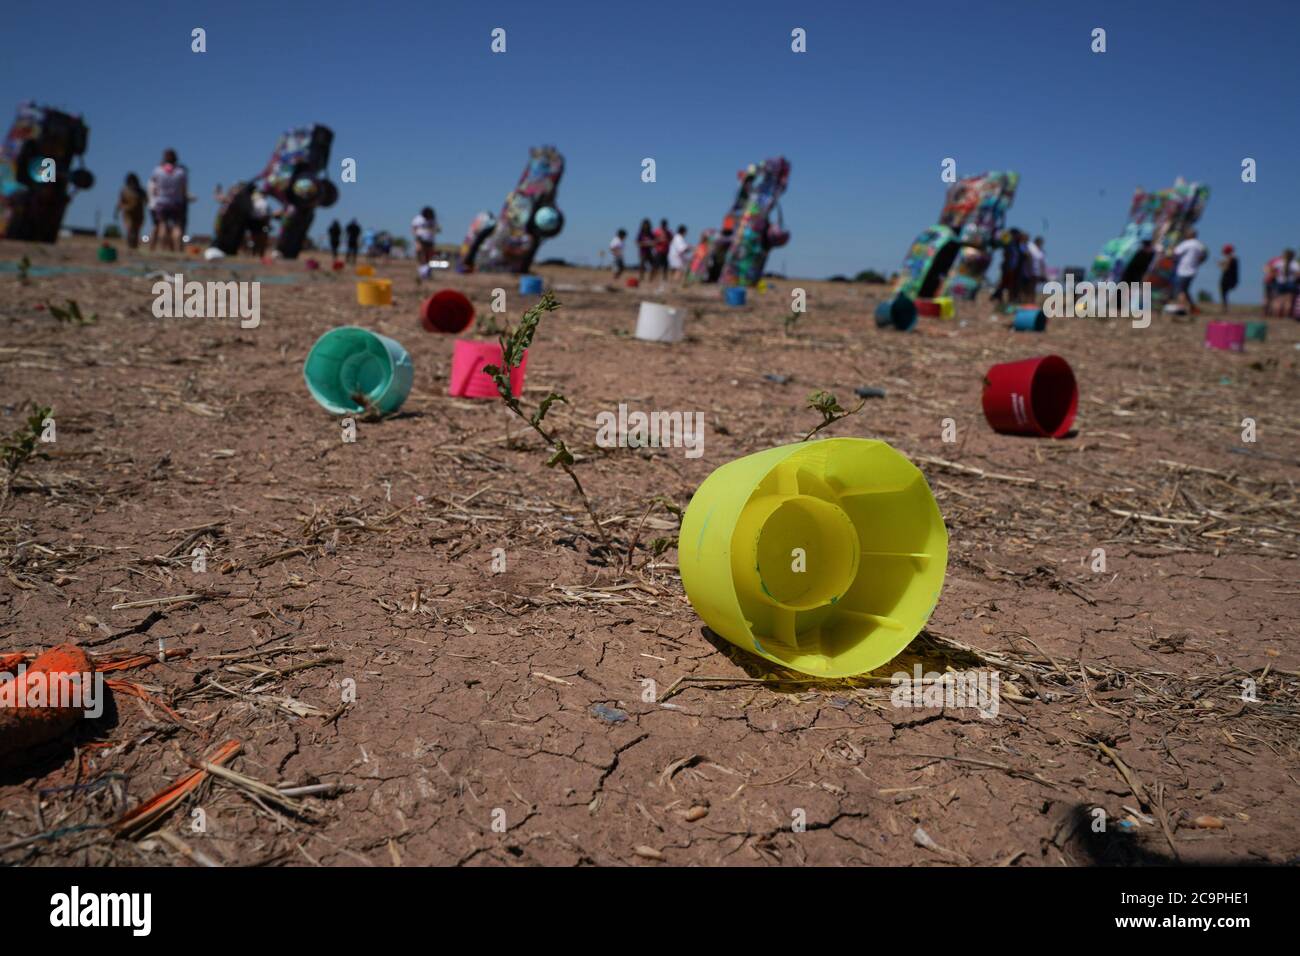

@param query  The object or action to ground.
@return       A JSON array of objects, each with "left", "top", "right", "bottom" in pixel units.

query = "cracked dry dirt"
[{"left": 2, "top": 236, "right": 1297, "bottom": 866}]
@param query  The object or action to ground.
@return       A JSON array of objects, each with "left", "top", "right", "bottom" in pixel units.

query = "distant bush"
[
  {"left": 102, "top": 224, "right": 121, "bottom": 239},
  {"left": 854, "top": 269, "right": 888, "bottom": 284},
  {"left": 827, "top": 275, "right": 850, "bottom": 283},
  {"left": 1196, "top": 290, "right": 1213, "bottom": 303}
]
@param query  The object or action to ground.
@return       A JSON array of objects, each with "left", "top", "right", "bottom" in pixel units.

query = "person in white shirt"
[
  {"left": 1024, "top": 235, "right": 1046, "bottom": 296},
  {"left": 668, "top": 224, "right": 691, "bottom": 283},
  {"left": 1269, "top": 249, "right": 1300, "bottom": 317},
  {"left": 610, "top": 229, "right": 626, "bottom": 278},
  {"left": 147, "top": 148, "right": 188, "bottom": 252},
  {"left": 248, "top": 190, "right": 272, "bottom": 255},
  {"left": 411, "top": 207, "right": 439, "bottom": 265},
  {"left": 1171, "top": 228, "right": 1207, "bottom": 314}
]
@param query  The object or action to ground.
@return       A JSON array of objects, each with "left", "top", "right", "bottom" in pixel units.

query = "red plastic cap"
[
  {"left": 421, "top": 289, "right": 475, "bottom": 334},
  {"left": 982, "top": 354, "right": 1078, "bottom": 438}
]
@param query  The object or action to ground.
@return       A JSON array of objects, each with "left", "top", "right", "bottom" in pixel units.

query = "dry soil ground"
[{"left": 1, "top": 236, "right": 1297, "bottom": 866}]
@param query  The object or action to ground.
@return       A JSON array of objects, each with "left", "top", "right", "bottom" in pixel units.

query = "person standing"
[
  {"left": 1012, "top": 231, "right": 1030, "bottom": 300},
  {"left": 1024, "top": 235, "right": 1046, "bottom": 299},
  {"left": 1263, "top": 253, "right": 1281, "bottom": 313},
  {"left": 1024, "top": 234, "right": 1045, "bottom": 293},
  {"left": 610, "top": 228, "right": 627, "bottom": 278},
  {"left": 1270, "top": 248, "right": 1300, "bottom": 318},
  {"left": 345, "top": 219, "right": 361, "bottom": 264},
  {"left": 411, "top": 206, "right": 439, "bottom": 265},
  {"left": 146, "top": 148, "right": 188, "bottom": 252},
  {"left": 652, "top": 218, "right": 671, "bottom": 281},
  {"left": 1126, "top": 239, "right": 1156, "bottom": 284},
  {"left": 328, "top": 219, "right": 342, "bottom": 260},
  {"left": 1171, "top": 228, "right": 1207, "bottom": 314},
  {"left": 1217, "top": 244, "right": 1239, "bottom": 313},
  {"left": 636, "top": 219, "right": 654, "bottom": 281},
  {"left": 248, "top": 189, "right": 272, "bottom": 256},
  {"left": 115, "top": 173, "right": 147, "bottom": 249},
  {"left": 668, "top": 224, "right": 691, "bottom": 283},
  {"left": 990, "top": 229, "right": 1022, "bottom": 303}
]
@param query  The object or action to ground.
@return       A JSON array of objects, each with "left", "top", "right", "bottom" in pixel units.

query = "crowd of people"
[
  {"left": 1120, "top": 231, "right": 1295, "bottom": 319},
  {"left": 610, "top": 219, "right": 692, "bottom": 283},
  {"left": 108, "top": 144, "right": 385, "bottom": 263},
  {"left": 116, "top": 146, "right": 284, "bottom": 256},
  {"left": 981, "top": 226, "right": 1298, "bottom": 320},
  {"left": 114, "top": 148, "right": 192, "bottom": 251},
  {"left": 100, "top": 166, "right": 1300, "bottom": 322},
  {"left": 989, "top": 229, "right": 1047, "bottom": 304},
  {"left": 319, "top": 210, "right": 434, "bottom": 264},
  {"left": 210, "top": 179, "right": 274, "bottom": 255},
  {"left": 325, "top": 219, "right": 363, "bottom": 263}
]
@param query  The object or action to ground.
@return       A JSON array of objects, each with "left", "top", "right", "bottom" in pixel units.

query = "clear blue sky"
[{"left": 4, "top": 0, "right": 1297, "bottom": 290}]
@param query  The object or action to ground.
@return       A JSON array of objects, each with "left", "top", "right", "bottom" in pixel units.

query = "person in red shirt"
[{"left": 652, "top": 218, "right": 671, "bottom": 280}]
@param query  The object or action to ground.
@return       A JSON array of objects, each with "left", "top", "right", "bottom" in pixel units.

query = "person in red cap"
[{"left": 1217, "top": 244, "right": 1239, "bottom": 313}]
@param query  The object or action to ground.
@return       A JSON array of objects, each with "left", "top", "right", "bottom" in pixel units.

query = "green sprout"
[
  {"left": 802, "top": 390, "right": 865, "bottom": 442},
  {"left": 46, "top": 299, "right": 97, "bottom": 326},
  {"left": 483, "top": 292, "right": 611, "bottom": 551},
  {"left": 474, "top": 311, "right": 507, "bottom": 338},
  {"left": 1, "top": 403, "right": 53, "bottom": 510},
  {"left": 784, "top": 304, "right": 800, "bottom": 336},
  {"left": 622, "top": 495, "right": 683, "bottom": 574},
  {"left": 348, "top": 391, "right": 388, "bottom": 423}
]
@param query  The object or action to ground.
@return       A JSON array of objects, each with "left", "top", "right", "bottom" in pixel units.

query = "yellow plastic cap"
[
  {"left": 356, "top": 278, "right": 393, "bottom": 306},
  {"left": 679, "top": 438, "right": 947, "bottom": 677}
]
